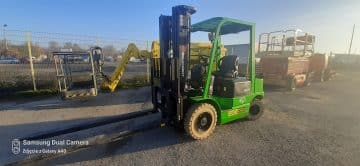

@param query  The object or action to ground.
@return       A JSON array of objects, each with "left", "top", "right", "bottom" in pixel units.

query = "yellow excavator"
[
  {"left": 54, "top": 42, "right": 226, "bottom": 99},
  {"left": 53, "top": 43, "right": 142, "bottom": 99},
  {"left": 101, "top": 43, "right": 140, "bottom": 92}
]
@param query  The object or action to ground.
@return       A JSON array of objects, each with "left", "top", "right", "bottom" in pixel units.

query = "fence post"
[
  {"left": 146, "top": 41, "right": 150, "bottom": 83},
  {"left": 26, "top": 32, "right": 37, "bottom": 91}
]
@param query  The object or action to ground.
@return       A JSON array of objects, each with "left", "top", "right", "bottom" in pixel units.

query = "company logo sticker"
[{"left": 12, "top": 139, "right": 21, "bottom": 155}]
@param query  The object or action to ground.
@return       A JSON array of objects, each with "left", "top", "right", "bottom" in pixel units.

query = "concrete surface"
[{"left": 0, "top": 87, "right": 152, "bottom": 165}]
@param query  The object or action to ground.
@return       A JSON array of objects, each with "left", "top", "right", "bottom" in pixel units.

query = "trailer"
[
  {"left": 260, "top": 56, "right": 310, "bottom": 89},
  {"left": 308, "top": 53, "right": 334, "bottom": 82}
]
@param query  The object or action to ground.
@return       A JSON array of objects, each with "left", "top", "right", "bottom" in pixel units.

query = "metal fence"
[{"left": 0, "top": 29, "right": 150, "bottom": 93}]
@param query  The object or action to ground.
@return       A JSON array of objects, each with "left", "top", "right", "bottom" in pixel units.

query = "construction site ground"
[{"left": 1, "top": 69, "right": 359, "bottom": 166}]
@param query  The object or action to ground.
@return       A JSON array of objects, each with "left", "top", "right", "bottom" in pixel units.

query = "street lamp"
[{"left": 3, "top": 24, "right": 8, "bottom": 50}]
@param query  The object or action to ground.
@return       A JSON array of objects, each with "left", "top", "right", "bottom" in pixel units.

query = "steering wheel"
[
  {"left": 216, "top": 56, "right": 225, "bottom": 70},
  {"left": 199, "top": 55, "right": 210, "bottom": 66}
]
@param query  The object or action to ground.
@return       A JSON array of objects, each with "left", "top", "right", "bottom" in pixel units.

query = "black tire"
[
  {"left": 304, "top": 74, "right": 311, "bottom": 87},
  {"left": 184, "top": 103, "right": 217, "bottom": 140},
  {"left": 323, "top": 69, "right": 331, "bottom": 81},
  {"left": 319, "top": 70, "right": 325, "bottom": 82},
  {"left": 248, "top": 99, "right": 264, "bottom": 121},
  {"left": 304, "top": 73, "right": 314, "bottom": 86},
  {"left": 287, "top": 77, "right": 296, "bottom": 91}
]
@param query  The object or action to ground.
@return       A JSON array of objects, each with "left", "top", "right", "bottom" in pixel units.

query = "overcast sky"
[{"left": 0, "top": 0, "right": 359, "bottom": 53}]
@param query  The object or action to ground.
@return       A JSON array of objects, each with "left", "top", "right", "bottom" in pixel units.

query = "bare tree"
[
  {"left": 63, "top": 42, "right": 84, "bottom": 51},
  {"left": 140, "top": 50, "right": 151, "bottom": 58},
  {"left": 72, "top": 43, "right": 83, "bottom": 51},
  {"left": 48, "top": 41, "right": 60, "bottom": 52},
  {"left": 103, "top": 45, "right": 118, "bottom": 58}
]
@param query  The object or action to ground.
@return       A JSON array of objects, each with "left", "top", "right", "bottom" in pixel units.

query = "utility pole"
[
  {"left": 348, "top": 24, "right": 355, "bottom": 55},
  {"left": 3, "top": 24, "right": 8, "bottom": 50}
]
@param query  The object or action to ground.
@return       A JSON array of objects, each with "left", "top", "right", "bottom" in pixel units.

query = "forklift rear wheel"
[
  {"left": 184, "top": 103, "right": 217, "bottom": 140},
  {"left": 248, "top": 99, "right": 264, "bottom": 121}
]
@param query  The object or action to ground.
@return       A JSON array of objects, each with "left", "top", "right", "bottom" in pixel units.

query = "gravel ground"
[{"left": 1, "top": 69, "right": 360, "bottom": 166}]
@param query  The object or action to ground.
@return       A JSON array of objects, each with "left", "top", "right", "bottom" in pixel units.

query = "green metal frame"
[{"left": 189, "top": 17, "right": 264, "bottom": 124}]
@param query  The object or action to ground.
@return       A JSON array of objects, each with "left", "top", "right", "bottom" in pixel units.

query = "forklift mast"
[
  {"left": 156, "top": 5, "right": 196, "bottom": 123},
  {"left": 152, "top": 5, "right": 264, "bottom": 139}
]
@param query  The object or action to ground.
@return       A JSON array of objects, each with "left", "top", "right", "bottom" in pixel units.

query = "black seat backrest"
[
  {"left": 190, "top": 64, "right": 205, "bottom": 89},
  {"left": 217, "top": 55, "right": 239, "bottom": 78}
]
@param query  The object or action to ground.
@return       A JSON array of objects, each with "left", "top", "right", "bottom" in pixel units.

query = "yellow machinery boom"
[
  {"left": 151, "top": 41, "right": 227, "bottom": 71},
  {"left": 102, "top": 43, "right": 140, "bottom": 92},
  {"left": 94, "top": 41, "right": 226, "bottom": 94}
]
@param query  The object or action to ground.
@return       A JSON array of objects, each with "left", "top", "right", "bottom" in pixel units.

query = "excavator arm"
[
  {"left": 102, "top": 43, "right": 140, "bottom": 92},
  {"left": 101, "top": 40, "right": 225, "bottom": 93}
]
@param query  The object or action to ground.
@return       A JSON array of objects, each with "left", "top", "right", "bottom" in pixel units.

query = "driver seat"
[
  {"left": 212, "top": 55, "right": 251, "bottom": 98},
  {"left": 213, "top": 55, "right": 239, "bottom": 78}
]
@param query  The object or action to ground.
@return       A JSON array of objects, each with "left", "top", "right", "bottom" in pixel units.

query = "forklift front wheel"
[
  {"left": 184, "top": 103, "right": 217, "bottom": 140},
  {"left": 247, "top": 99, "right": 264, "bottom": 121}
]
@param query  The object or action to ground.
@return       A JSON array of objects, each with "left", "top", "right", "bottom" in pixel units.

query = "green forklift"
[{"left": 151, "top": 5, "right": 265, "bottom": 140}]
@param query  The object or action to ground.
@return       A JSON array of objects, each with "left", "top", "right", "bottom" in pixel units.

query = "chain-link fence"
[{"left": 0, "top": 29, "right": 151, "bottom": 93}]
